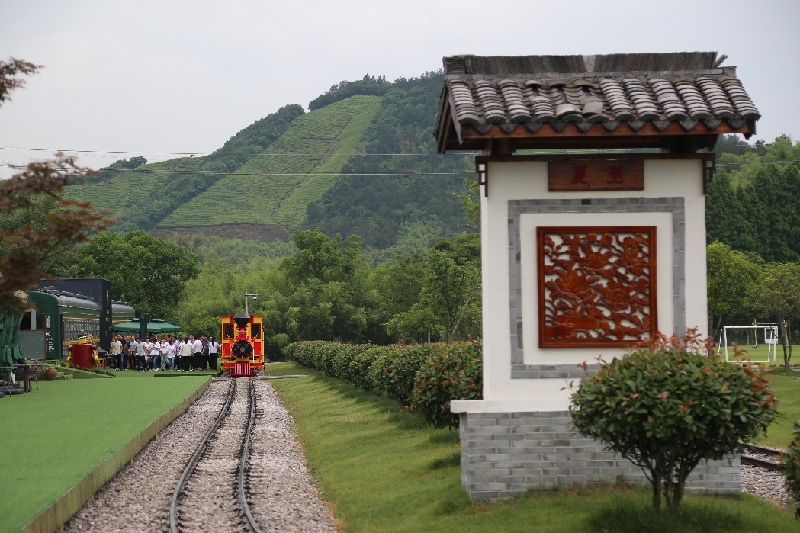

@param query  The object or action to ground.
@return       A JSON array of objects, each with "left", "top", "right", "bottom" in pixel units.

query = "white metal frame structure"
[{"left": 722, "top": 324, "right": 778, "bottom": 363}]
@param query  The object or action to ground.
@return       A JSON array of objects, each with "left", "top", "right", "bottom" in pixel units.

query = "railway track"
[
  {"left": 742, "top": 443, "right": 786, "bottom": 471},
  {"left": 169, "top": 377, "right": 263, "bottom": 533}
]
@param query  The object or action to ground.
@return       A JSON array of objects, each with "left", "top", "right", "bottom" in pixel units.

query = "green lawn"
[
  {"left": 267, "top": 362, "right": 798, "bottom": 533},
  {"left": 761, "top": 372, "right": 800, "bottom": 449},
  {"left": 719, "top": 343, "right": 800, "bottom": 365},
  {"left": 0, "top": 374, "right": 208, "bottom": 533}
]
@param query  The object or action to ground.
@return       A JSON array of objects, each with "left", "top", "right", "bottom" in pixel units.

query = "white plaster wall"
[{"left": 477, "top": 159, "right": 708, "bottom": 407}]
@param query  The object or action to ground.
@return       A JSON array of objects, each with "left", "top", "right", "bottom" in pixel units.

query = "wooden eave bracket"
[{"left": 475, "top": 160, "right": 488, "bottom": 197}]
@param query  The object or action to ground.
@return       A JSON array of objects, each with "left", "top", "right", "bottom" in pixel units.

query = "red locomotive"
[{"left": 220, "top": 313, "right": 265, "bottom": 376}]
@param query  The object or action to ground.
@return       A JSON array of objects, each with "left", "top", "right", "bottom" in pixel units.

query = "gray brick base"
[{"left": 459, "top": 410, "right": 740, "bottom": 500}]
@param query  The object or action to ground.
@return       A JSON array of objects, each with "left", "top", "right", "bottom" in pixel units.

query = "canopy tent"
[{"left": 110, "top": 318, "right": 181, "bottom": 334}]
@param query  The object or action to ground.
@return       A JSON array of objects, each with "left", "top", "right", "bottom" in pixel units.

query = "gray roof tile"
[{"left": 438, "top": 52, "right": 760, "bottom": 137}]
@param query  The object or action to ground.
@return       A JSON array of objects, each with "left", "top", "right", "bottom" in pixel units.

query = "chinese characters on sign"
[
  {"left": 537, "top": 226, "right": 657, "bottom": 348},
  {"left": 549, "top": 160, "right": 644, "bottom": 191}
]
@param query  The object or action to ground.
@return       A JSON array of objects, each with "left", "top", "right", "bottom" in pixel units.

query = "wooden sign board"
[{"left": 548, "top": 159, "right": 644, "bottom": 191}]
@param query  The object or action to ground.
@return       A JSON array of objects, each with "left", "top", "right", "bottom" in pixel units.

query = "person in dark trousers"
[
  {"left": 200, "top": 335, "right": 209, "bottom": 370},
  {"left": 110, "top": 335, "right": 123, "bottom": 370},
  {"left": 207, "top": 336, "right": 219, "bottom": 370},
  {"left": 135, "top": 337, "right": 147, "bottom": 371},
  {"left": 191, "top": 335, "right": 202, "bottom": 370}
]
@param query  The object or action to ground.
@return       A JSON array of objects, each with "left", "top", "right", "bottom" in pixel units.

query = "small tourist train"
[{"left": 220, "top": 313, "right": 265, "bottom": 376}]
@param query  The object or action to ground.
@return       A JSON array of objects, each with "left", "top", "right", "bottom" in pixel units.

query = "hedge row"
[{"left": 283, "top": 340, "right": 482, "bottom": 428}]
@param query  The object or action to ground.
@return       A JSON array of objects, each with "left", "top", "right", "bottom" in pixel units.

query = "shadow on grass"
[
  {"left": 585, "top": 493, "right": 749, "bottom": 533},
  {"left": 429, "top": 451, "right": 461, "bottom": 470},
  {"left": 428, "top": 431, "right": 460, "bottom": 444},
  {"left": 293, "top": 369, "right": 442, "bottom": 432}
]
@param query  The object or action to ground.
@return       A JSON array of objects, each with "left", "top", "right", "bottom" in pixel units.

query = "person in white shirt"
[
  {"left": 148, "top": 338, "right": 161, "bottom": 370},
  {"left": 207, "top": 336, "right": 220, "bottom": 371},
  {"left": 164, "top": 337, "right": 176, "bottom": 371},
  {"left": 180, "top": 337, "right": 193, "bottom": 371},
  {"left": 110, "top": 335, "right": 123, "bottom": 371},
  {"left": 192, "top": 335, "right": 203, "bottom": 370},
  {"left": 135, "top": 338, "right": 147, "bottom": 371}
]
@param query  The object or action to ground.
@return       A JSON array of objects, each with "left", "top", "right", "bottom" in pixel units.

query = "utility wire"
[
  {"left": 16, "top": 168, "right": 468, "bottom": 176},
  {"left": 0, "top": 146, "right": 474, "bottom": 157},
  {"left": 716, "top": 160, "right": 800, "bottom": 167}
]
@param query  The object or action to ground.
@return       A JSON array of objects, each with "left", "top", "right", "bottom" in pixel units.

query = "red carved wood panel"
[{"left": 537, "top": 226, "right": 657, "bottom": 348}]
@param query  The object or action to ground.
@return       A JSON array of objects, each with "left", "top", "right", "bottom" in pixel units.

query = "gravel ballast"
[{"left": 63, "top": 379, "right": 336, "bottom": 532}]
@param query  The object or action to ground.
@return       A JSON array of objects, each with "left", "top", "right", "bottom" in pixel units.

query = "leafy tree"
[
  {"left": 706, "top": 242, "right": 762, "bottom": 337},
  {"left": 85, "top": 156, "right": 148, "bottom": 184},
  {"left": 747, "top": 262, "right": 800, "bottom": 367},
  {"left": 277, "top": 229, "right": 379, "bottom": 343},
  {"left": 570, "top": 329, "right": 778, "bottom": 513},
  {"left": 308, "top": 74, "right": 390, "bottom": 111},
  {"left": 385, "top": 234, "right": 481, "bottom": 343},
  {"left": 706, "top": 136, "right": 800, "bottom": 263},
  {"left": 0, "top": 194, "right": 83, "bottom": 278},
  {"left": 73, "top": 231, "right": 200, "bottom": 320},
  {"left": 454, "top": 173, "right": 480, "bottom": 231},
  {"left": 0, "top": 57, "right": 38, "bottom": 103},
  {"left": 713, "top": 134, "right": 755, "bottom": 156},
  {"left": 0, "top": 58, "right": 109, "bottom": 313}
]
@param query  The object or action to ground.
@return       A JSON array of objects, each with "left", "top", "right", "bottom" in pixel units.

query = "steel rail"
[
  {"left": 239, "top": 377, "right": 263, "bottom": 533},
  {"left": 169, "top": 378, "right": 238, "bottom": 533},
  {"left": 742, "top": 443, "right": 786, "bottom": 472}
]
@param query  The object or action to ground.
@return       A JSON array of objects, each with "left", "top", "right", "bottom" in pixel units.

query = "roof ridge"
[{"left": 443, "top": 53, "right": 721, "bottom": 76}]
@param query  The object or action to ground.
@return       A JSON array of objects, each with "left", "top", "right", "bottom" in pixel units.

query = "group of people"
[{"left": 109, "top": 334, "right": 220, "bottom": 372}]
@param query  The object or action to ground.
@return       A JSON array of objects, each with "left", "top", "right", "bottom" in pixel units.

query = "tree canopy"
[
  {"left": 73, "top": 231, "right": 200, "bottom": 320},
  {"left": 0, "top": 58, "right": 110, "bottom": 314},
  {"left": 706, "top": 242, "right": 762, "bottom": 334}
]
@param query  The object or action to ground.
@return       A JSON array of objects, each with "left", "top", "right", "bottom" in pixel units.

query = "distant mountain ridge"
[{"left": 66, "top": 71, "right": 476, "bottom": 250}]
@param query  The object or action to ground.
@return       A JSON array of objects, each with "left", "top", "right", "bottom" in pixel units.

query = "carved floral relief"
[{"left": 537, "top": 226, "right": 657, "bottom": 348}]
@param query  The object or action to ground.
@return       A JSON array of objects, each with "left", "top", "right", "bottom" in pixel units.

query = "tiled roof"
[{"left": 436, "top": 53, "right": 759, "bottom": 149}]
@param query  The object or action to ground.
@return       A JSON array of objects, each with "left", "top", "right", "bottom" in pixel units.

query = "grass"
[
  {"left": 761, "top": 372, "right": 800, "bottom": 449},
  {"left": 0, "top": 374, "right": 208, "bottom": 533},
  {"left": 266, "top": 362, "right": 798, "bottom": 533},
  {"left": 720, "top": 343, "right": 800, "bottom": 364}
]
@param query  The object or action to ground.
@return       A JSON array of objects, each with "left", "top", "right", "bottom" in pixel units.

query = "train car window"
[
  {"left": 251, "top": 323, "right": 261, "bottom": 339},
  {"left": 223, "top": 324, "right": 234, "bottom": 339}
]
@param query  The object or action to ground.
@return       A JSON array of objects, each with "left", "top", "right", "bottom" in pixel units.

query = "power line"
[
  {"left": 716, "top": 160, "right": 800, "bottom": 167},
  {"left": 0, "top": 146, "right": 474, "bottom": 158},
  {"left": 51, "top": 168, "right": 467, "bottom": 177}
]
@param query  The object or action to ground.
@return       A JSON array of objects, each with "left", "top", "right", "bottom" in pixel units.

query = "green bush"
[
  {"left": 284, "top": 340, "right": 483, "bottom": 428},
  {"left": 370, "top": 343, "right": 437, "bottom": 406},
  {"left": 410, "top": 340, "right": 483, "bottom": 429},
  {"left": 782, "top": 421, "right": 800, "bottom": 518},
  {"left": 570, "top": 329, "right": 779, "bottom": 513}
]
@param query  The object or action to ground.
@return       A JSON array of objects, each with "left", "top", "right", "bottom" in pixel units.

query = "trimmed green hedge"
[{"left": 283, "top": 340, "right": 482, "bottom": 428}]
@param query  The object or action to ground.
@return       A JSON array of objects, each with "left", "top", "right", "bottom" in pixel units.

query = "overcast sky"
[{"left": 1, "top": 0, "right": 797, "bottom": 179}]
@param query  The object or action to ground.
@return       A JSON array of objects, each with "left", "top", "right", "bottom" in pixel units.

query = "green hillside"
[
  {"left": 159, "top": 95, "right": 381, "bottom": 230},
  {"left": 66, "top": 103, "right": 307, "bottom": 234},
  {"left": 67, "top": 73, "right": 478, "bottom": 250}
]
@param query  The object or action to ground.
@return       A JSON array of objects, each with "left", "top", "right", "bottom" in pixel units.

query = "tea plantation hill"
[{"left": 67, "top": 72, "right": 476, "bottom": 251}]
